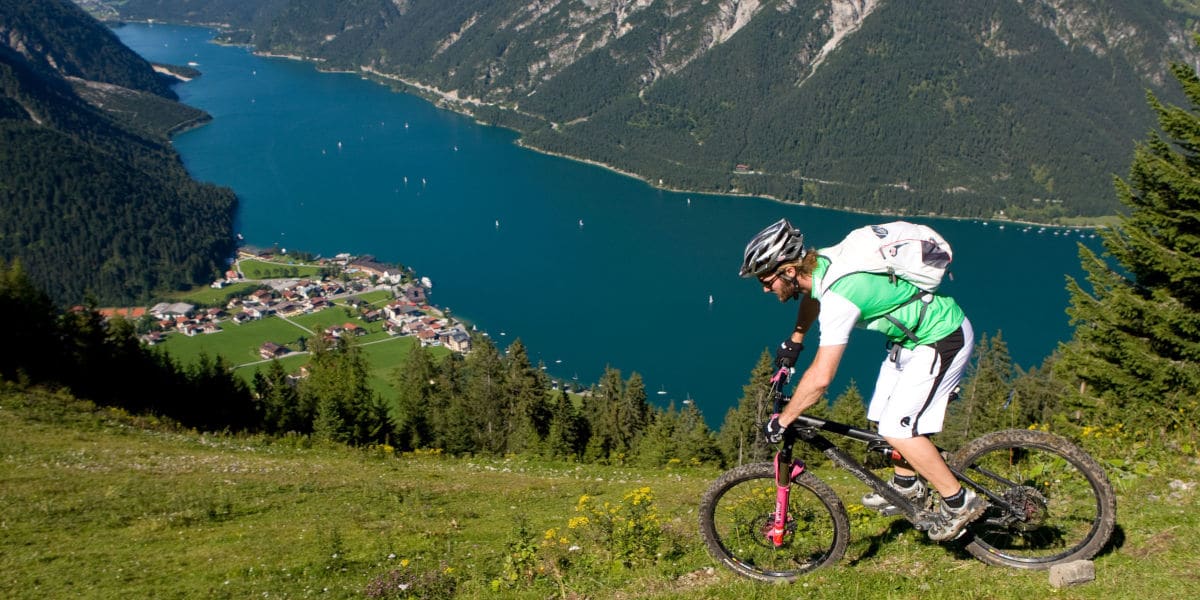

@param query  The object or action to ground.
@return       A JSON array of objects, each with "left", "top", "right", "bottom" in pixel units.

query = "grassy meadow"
[
  {"left": 3, "top": 386, "right": 1199, "bottom": 599},
  {"left": 152, "top": 288, "right": 444, "bottom": 397},
  {"left": 238, "top": 259, "right": 325, "bottom": 280}
]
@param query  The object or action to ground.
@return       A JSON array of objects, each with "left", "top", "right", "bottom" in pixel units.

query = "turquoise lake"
[{"left": 117, "top": 23, "right": 1106, "bottom": 425}]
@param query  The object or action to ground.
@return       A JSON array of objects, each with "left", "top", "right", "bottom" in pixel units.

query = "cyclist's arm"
[
  {"left": 789, "top": 294, "right": 820, "bottom": 344},
  {"left": 778, "top": 343, "right": 845, "bottom": 426}
]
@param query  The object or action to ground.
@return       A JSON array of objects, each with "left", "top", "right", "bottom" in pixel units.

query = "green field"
[
  {"left": 158, "top": 317, "right": 311, "bottom": 366},
  {"left": 158, "top": 302, "right": 389, "bottom": 365},
  {"left": 238, "top": 258, "right": 324, "bottom": 279},
  {"left": 157, "top": 298, "right": 451, "bottom": 399},
  {"left": 2, "top": 388, "right": 1196, "bottom": 599},
  {"left": 168, "top": 281, "right": 261, "bottom": 307}
]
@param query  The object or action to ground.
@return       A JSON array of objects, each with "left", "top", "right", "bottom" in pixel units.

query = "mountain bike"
[{"left": 698, "top": 367, "right": 1117, "bottom": 582}]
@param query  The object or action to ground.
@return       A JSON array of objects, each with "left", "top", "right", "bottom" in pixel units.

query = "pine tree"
[
  {"left": 715, "top": 351, "right": 775, "bottom": 467},
  {"left": 1056, "top": 52, "right": 1200, "bottom": 437},
  {"left": 583, "top": 366, "right": 626, "bottom": 462},
  {"left": 543, "top": 388, "right": 585, "bottom": 460},
  {"left": 943, "top": 332, "right": 1015, "bottom": 447},
  {"left": 828, "top": 381, "right": 868, "bottom": 428},
  {"left": 673, "top": 400, "right": 721, "bottom": 466},
  {"left": 432, "top": 354, "right": 475, "bottom": 455},
  {"left": 502, "top": 339, "right": 550, "bottom": 454},
  {"left": 615, "top": 372, "right": 650, "bottom": 456},
  {"left": 464, "top": 335, "right": 508, "bottom": 454},
  {"left": 393, "top": 342, "right": 437, "bottom": 450}
]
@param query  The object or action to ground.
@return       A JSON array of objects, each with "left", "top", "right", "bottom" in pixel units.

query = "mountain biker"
[{"left": 739, "top": 218, "right": 986, "bottom": 541}]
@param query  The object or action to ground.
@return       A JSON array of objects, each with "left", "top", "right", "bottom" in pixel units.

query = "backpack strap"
[{"left": 882, "top": 291, "right": 933, "bottom": 345}]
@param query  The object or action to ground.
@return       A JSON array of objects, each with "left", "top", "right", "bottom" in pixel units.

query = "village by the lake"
[{"left": 96, "top": 249, "right": 475, "bottom": 390}]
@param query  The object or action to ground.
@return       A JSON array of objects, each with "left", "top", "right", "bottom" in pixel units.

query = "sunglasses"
[{"left": 758, "top": 270, "right": 783, "bottom": 287}]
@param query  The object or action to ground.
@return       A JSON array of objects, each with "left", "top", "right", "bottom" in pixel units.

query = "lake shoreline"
[
  {"left": 118, "top": 19, "right": 1112, "bottom": 229},
  {"left": 371, "top": 71, "right": 1113, "bottom": 230}
]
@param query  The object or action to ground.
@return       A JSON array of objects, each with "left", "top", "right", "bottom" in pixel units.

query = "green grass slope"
[{"left": 2, "top": 386, "right": 1196, "bottom": 599}]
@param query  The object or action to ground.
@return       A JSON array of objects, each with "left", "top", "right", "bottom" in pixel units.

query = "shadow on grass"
[
  {"left": 1097, "top": 523, "right": 1126, "bottom": 558},
  {"left": 845, "top": 519, "right": 917, "bottom": 566},
  {"left": 938, "top": 522, "right": 1127, "bottom": 563}
]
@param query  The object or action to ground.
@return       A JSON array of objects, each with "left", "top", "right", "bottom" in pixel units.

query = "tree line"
[{"left": 0, "top": 253, "right": 1094, "bottom": 470}]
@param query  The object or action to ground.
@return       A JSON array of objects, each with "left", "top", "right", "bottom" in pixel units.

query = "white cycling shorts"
[{"left": 868, "top": 318, "right": 974, "bottom": 439}]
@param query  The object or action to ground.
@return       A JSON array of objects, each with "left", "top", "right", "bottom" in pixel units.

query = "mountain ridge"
[{"left": 87, "top": 0, "right": 1200, "bottom": 220}]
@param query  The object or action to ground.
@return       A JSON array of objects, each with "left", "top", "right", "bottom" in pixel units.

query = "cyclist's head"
[{"left": 739, "top": 218, "right": 808, "bottom": 279}]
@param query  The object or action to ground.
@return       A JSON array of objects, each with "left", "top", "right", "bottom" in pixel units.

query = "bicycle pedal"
[{"left": 877, "top": 506, "right": 905, "bottom": 517}]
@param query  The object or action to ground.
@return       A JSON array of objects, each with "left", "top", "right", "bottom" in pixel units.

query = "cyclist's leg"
[
  {"left": 870, "top": 321, "right": 974, "bottom": 496},
  {"left": 867, "top": 355, "right": 918, "bottom": 479}
]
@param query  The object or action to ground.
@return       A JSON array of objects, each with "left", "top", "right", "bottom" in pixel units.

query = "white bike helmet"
[{"left": 739, "top": 218, "right": 807, "bottom": 278}]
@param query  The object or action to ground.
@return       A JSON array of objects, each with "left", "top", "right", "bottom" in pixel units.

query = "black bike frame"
[{"left": 769, "top": 368, "right": 1021, "bottom": 527}]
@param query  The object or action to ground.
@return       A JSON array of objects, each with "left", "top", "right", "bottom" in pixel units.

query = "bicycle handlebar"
[{"left": 769, "top": 367, "right": 791, "bottom": 415}]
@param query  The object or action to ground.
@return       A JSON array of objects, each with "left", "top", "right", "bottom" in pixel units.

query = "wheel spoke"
[
  {"left": 700, "top": 464, "right": 848, "bottom": 581},
  {"left": 953, "top": 430, "right": 1115, "bottom": 568}
]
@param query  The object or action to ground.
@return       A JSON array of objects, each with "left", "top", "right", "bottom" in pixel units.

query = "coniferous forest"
[{"left": 1, "top": 0, "right": 236, "bottom": 306}]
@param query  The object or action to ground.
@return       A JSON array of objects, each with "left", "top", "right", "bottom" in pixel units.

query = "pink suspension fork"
[
  {"left": 763, "top": 365, "right": 803, "bottom": 548},
  {"left": 766, "top": 451, "right": 806, "bottom": 547}
]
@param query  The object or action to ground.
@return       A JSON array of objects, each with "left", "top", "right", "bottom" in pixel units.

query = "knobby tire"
[
  {"left": 951, "top": 429, "right": 1117, "bottom": 569},
  {"left": 698, "top": 463, "right": 849, "bottom": 582}
]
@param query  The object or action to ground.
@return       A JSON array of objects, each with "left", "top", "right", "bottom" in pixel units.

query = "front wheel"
[
  {"left": 951, "top": 429, "right": 1117, "bottom": 569},
  {"left": 699, "top": 463, "right": 849, "bottom": 582}
]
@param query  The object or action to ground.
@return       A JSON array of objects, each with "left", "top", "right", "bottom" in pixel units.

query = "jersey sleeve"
[{"left": 816, "top": 291, "right": 861, "bottom": 347}]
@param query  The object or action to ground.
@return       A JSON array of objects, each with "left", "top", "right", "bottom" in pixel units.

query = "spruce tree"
[
  {"left": 615, "top": 372, "right": 650, "bottom": 456},
  {"left": 544, "top": 388, "right": 585, "bottom": 460},
  {"left": 943, "top": 332, "right": 1015, "bottom": 447},
  {"left": 673, "top": 400, "right": 721, "bottom": 466},
  {"left": 304, "top": 336, "right": 391, "bottom": 445},
  {"left": 1008, "top": 357, "right": 1070, "bottom": 430},
  {"left": 715, "top": 351, "right": 776, "bottom": 467},
  {"left": 828, "top": 381, "right": 868, "bottom": 428},
  {"left": 583, "top": 366, "right": 626, "bottom": 462},
  {"left": 394, "top": 342, "right": 437, "bottom": 450},
  {"left": 432, "top": 354, "right": 474, "bottom": 455},
  {"left": 463, "top": 335, "right": 508, "bottom": 454},
  {"left": 253, "top": 359, "right": 307, "bottom": 433},
  {"left": 635, "top": 404, "right": 679, "bottom": 467},
  {"left": 0, "top": 260, "right": 61, "bottom": 385},
  {"left": 1056, "top": 53, "right": 1200, "bottom": 437},
  {"left": 502, "top": 339, "right": 550, "bottom": 454}
]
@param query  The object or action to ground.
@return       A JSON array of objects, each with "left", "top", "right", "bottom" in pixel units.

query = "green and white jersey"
[{"left": 811, "top": 256, "right": 965, "bottom": 349}]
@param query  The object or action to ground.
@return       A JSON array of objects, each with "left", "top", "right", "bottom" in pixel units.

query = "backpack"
[
  {"left": 816, "top": 221, "right": 953, "bottom": 296},
  {"left": 816, "top": 221, "right": 954, "bottom": 346}
]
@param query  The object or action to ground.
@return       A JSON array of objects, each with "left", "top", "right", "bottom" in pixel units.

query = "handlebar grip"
[{"left": 770, "top": 367, "right": 791, "bottom": 413}]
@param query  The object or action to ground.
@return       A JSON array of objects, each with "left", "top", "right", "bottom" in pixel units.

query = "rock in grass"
[{"left": 1049, "top": 560, "right": 1095, "bottom": 588}]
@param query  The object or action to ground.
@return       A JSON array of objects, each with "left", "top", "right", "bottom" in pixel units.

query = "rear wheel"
[
  {"left": 951, "top": 429, "right": 1116, "bottom": 569},
  {"left": 699, "top": 463, "right": 849, "bottom": 582}
]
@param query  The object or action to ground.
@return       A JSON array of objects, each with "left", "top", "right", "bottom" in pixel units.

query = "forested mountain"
[
  {"left": 91, "top": 0, "right": 1200, "bottom": 220},
  {"left": 1, "top": 0, "right": 237, "bottom": 306}
]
